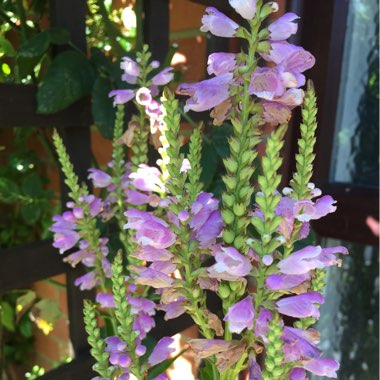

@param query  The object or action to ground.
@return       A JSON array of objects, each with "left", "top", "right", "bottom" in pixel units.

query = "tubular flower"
[
  {"left": 224, "top": 295, "right": 255, "bottom": 334},
  {"left": 200, "top": 7, "right": 239, "bottom": 38}
]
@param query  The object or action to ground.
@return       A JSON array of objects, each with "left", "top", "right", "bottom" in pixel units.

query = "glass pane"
[
  {"left": 330, "top": 0, "right": 379, "bottom": 187},
  {"left": 312, "top": 238, "right": 379, "bottom": 379}
]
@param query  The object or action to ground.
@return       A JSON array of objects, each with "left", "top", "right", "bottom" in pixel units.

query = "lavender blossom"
[
  {"left": 178, "top": 73, "right": 233, "bottom": 112},
  {"left": 152, "top": 67, "right": 174, "bottom": 86},
  {"left": 276, "top": 291, "right": 324, "bottom": 318},
  {"left": 88, "top": 168, "right": 112, "bottom": 188},
  {"left": 268, "top": 13, "right": 299, "bottom": 41},
  {"left": 224, "top": 295, "right": 255, "bottom": 334},
  {"left": 207, "top": 53, "right": 237, "bottom": 76},
  {"left": 200, "top": 7, "right": 239, "bottom": 38},
  {"left": 265, "top": 273, "right": 310, "bottom": 290},
  {"left": 109, "top": 89, "right": 135, "bottom": 106},
  {"left": 208, "top": 246, "right": 252, "bottom": 281},
  {"left": 148, "top": 337, "right": 175, "bottom": 366}
]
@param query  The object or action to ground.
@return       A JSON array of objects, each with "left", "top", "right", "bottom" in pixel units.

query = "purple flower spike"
[
  {"left": 152, "top": 67, "right": 174, "bottom": 86},
  {"left": 302, "top": 358, "right": 339, "bottom": 378},
  {"left": 265, "top": 273, "right": 310, "bottom": 290},
  {"left": 178, "top": 73, "right": 233, "bottom": 112},
  {"left": 88, "top": 168, "right": 112, "bottom": 188},
  {"left": 224, "top": 295, "right": 255, "bottom": 334},
  {"left": 289, "top": 368, "right": 307, "bottom": 380},
  {"left": 208, "top": 246, "right": 252, "bottom": 281},
  {"left": 109, "top": 89, "right": 135, "bottom": 106},
  {"left": 268, "top": 13, "right": 299, "bottom": 41},
  {"left": 276, "top": 291, "right": 324, "bottom": 319},
  {"left": 53, "top": 230, "right": 80, "bottom": 254},
  {"left": 229, "top": 0, "right": 256, "bottom": 20},
  {"left": 207, "top": 53, "right": 237, "bottom": 76},
  {"left": 148, "top": 337, "right": 175, "bottom": 366},
  {"left": 200, "top": 7, "right": 239, "bottom": 38}
]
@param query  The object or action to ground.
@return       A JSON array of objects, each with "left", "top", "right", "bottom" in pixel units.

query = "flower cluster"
[{"left": 51, "top": 3, "right": 348, "bottom": 380}]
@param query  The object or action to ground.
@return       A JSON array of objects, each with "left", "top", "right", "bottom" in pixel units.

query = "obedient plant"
[{"left": 51, "top": 2, "right": 348, "bottom": 379}]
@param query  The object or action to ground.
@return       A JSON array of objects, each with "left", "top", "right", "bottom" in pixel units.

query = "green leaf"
[
  {"left": 17, "top": 55, "right": 43, "bottom": 79},
  {"left": 92, "top": 76, "right": 115, "bottom": 139},
  {"left": 21, "top": 203, "right": 41, "bottom": 224},
  {"left": 37, "top": 51, "right": 95, "bottom": 113},
  {"left": 0, "top": 177, "right": 20, "bottom": 203},
  {"left": 147, "top": 349, "right": 187, "bottom": 380},
  {"left": 0, "top": 35, "right": 15, "bottom": 57},
  {"left": 18, "top": 32, "right": 50, "bottom": 58},
  {"left": 22, "top": 174, "right": 43, "bottom": 197},
  {"left": 48, "top": 27, "right": 70, "bottom": 45},
  {"left": 18, "top": 317, "right": 34, "bottom": 338},
  {"left": 1, "top": 301, "right": 15, "bottom": 332}
]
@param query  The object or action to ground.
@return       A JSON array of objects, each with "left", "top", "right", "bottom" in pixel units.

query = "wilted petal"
[
  {"left": 249, "top": 67, "right": 285, "bottom": 100},
  {"left": 262, "top": 101, "right": 292, "bottom": 125},
  {"left": 200, "top": 7, "right": 239, "bottom": 38},
  {"left": 188, "top": 339, "right": 233, "bottom": 358},
  {"left": 132, "top": 246, "right": 174, "bottom": 262},
  {"left": 132, "top": 266, "right": 174, "bottom": 288}
]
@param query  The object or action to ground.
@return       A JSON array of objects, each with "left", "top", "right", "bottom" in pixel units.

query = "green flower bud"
[
  {"left": 223, "top": 175, "right": 238, "bottom": 192},
  {"left": 266, "top": 358, "right": 275, "bottom": 371},
  {"left": 223, "top": 229, "right": 235, "bottom": 244},
  {"left": 233, "top": 236, "right": 245, "bottom": 251},
  {"left": 233, "top": 202, "right": 246, "bottom": 217},
  {"left": 257, "top": 41, "right": 271, "bottom": 54},
  {"left": 218, "top": 283, "right": 231, "bottom": 299},
  {"left": 223, "top": 158, "right": 238, "bottom": 173},
  {"left": 239, "top": 186, "right": 254, "bottom": 200},
  {"left": 260, "top": 2, "right": 279, "bottom": 19},
  {"left": 229, "top": 137, "right": 241, "bottom": 154},
  {"left": 272, "top": 367, "right": 284, "bottom": 377},
  {"left": 222, "top": 193, "right": 235, "bottom": 207},
  {"left": 222, "top": 209, "right": 235, "bottom": 225}
]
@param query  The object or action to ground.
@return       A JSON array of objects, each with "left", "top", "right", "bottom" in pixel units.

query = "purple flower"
[
  {"left": 180, "top": 158, "right": 191, "bottom": 173},
  {"left": 207, "top": 53, "right": 237, "bottom": 76},
  {"left": 109, "top": 352, "right": 131, "bottom": 369},
  {"left": 129, "top": 164, "right": 165, "bottom": 193},
  {"left": 268, "top": 13, "right": 299, "bottom": 41},
  {"left": 53, "top": 229, "right": 80, "bottom": 253},
  {"left": 150, "top": 261, "right": 176, "bottom": 275},
  {"left": 158, "top": 298, "right": 187, "bottom": 320},
  {"left": 133, "top": 313, "right": 156, "bottom": 337},
  {"left": 152, "top": 67, "right": 174, "bottom": 86},
  {"left": 109, "top": 89, "right": 135, "bottom": 106},
  {"left": 135, "top": 220, "right": 176, "bottom": 249},
  {"left": 208, "top": 246, "right": 252, "bottom": 281},
  {"left": 189, "top": 192, "right": 223, "bottom": 247},
  {"left": 229, "top": 0, "right": 256, "bottom": 20},
  {"left": 249, "top": 67, "right": 286, "bottom": 100},
  {"left": 277, "top": 245, "right": 348, "bottom": 275},
  {"left": 224, "top": 295, "right": 255, "bottom": 334},
  {"left": 128, "top": 296, "right": 156, "bottom": 316},
  {"left": 178, "top": 73, "right": 233, "bottom": 112},
  {"left": 79, "top": 195, "right": 103, "bottom": 217},
  {"left": 74, "top": 271, "right": 99, "bottom": 290},
  {"left": 302, "top": 358, "right": 339, "bottom": 378},
  {"left": 276, "top": 291, "right": 324, "bottom": 319},
  {"left": 88, "top": 168, "right": 112, "bottom": 188},
  {"left": 105, "top": 336, "right": 127, "bottom": 353},
  {"left": 96, "top": 293, "right": 116, "bottom": 308},
  {"left": 132, "top": 266, "right": 174, "bottom": 288},
  {"left": 265, "top": 273, "right": 310, "bottom": 290},
  {"left": 282, "top": 326, "right": 321, "bottom": 362},
  {"left": 126, "top": 189, "right": 150, "bottom": 205},
  {"left": 200, "top": 7, "right": 239, "bottom": 38},
  {"left": 248, "top": 355, "right": 263, "bottom": 380},
  {"left": 151, "top": 375, "right": 168, "bottom": 380},
  {"left": 148, "top": 337, "right": 175, "bottom": 366},
  {"left": 255, "top": 308, "right": 272, "bottom": 343},
  {"left": 289, "top": 368, "right": 307, "bottom": 380},
  {"left": 135, "top": 87, "right": 152, "bottom": 106},
  {"left": 121, "top": 57, "right": 139, "bottom": 76}
]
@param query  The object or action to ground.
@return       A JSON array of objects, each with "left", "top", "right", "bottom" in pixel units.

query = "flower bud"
[
  {"left": 257, "top": 41, "right": 271, "bottom": 54},
  {"left": 222, "top": 209, "right": 235, "bottom": 225},
  {"left": 223, "top": 158, "right": 238, "bottom": 173},
  {"left": 218, "top": 283, "right": 231, "bottom": 299},
  {"left": 223, "top": 176, "right": 238, "bottom": 192},
  {"left": 222, "top": 193, "right": 235, "bottom": 207},
  {"left": 234, "top": 236, "right": 245, "bottom": 251},
  {"left": 233, "top": 203, "right": 246, "bottom": 217},
  {"left": 260, "top": 2, "right": 279, "bottom": 19},
  {"left": 223, "top": 229, "right": 235, "bottom": 244}
]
